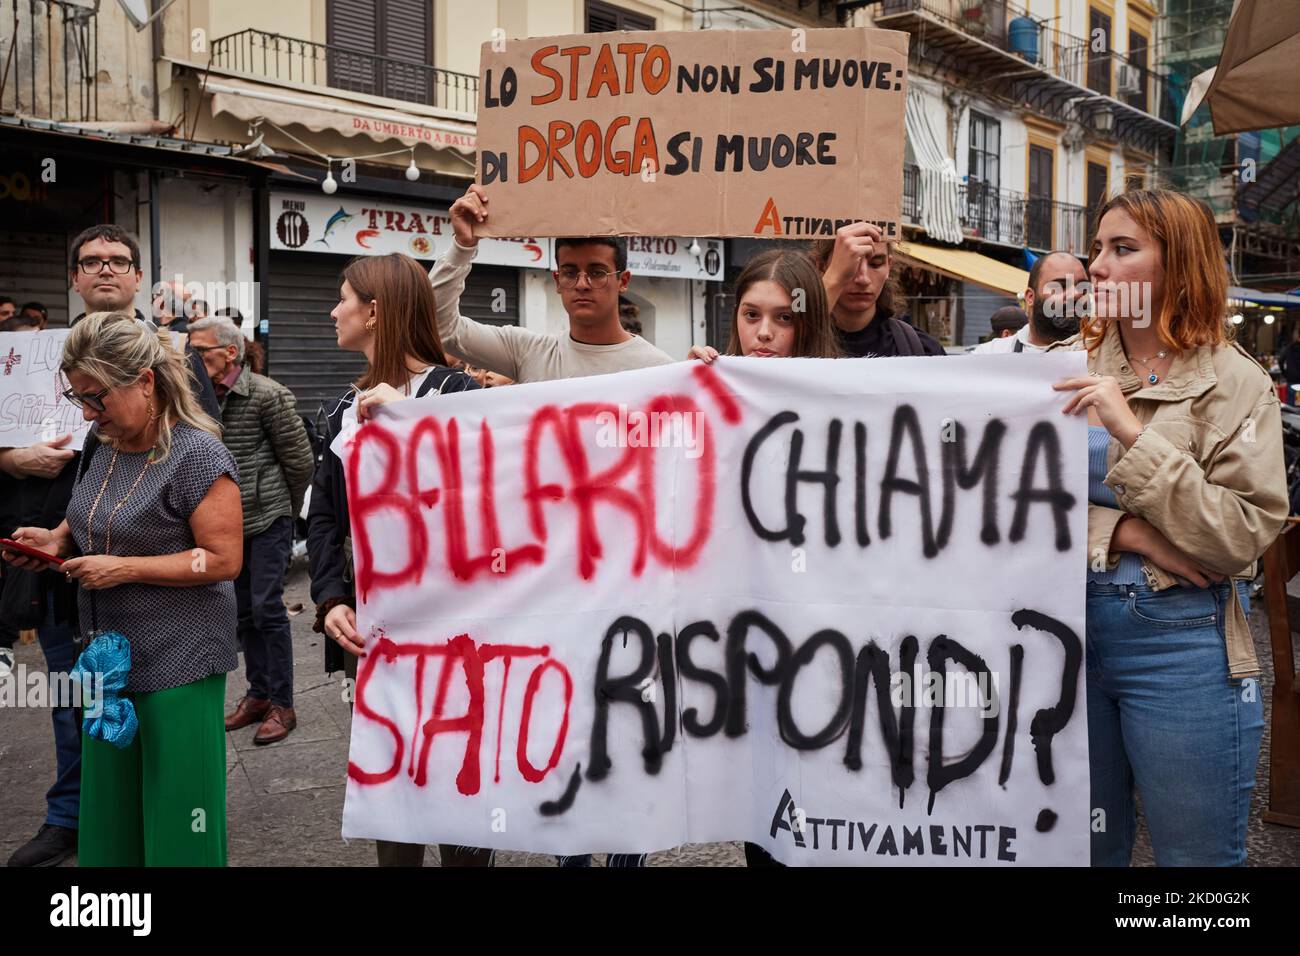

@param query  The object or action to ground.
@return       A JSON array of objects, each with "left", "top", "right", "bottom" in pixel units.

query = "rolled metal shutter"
[{"left": 0, "top": 230, "right": 72, "bottom": 327}]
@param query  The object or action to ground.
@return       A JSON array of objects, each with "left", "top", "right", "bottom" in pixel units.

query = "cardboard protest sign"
[
  {"left": 474, "top": 27, "right": 909, "bottom": 240},
  {"left": 0, "top": 331, "right": 92, "bottom": 450},
  {"left": 336, "top": 354, "right": 1090, "bottom": 865}
]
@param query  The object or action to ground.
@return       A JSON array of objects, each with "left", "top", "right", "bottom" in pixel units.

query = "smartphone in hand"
[{"left": 0, "top": 538, "right": 65, "bottom": 567}]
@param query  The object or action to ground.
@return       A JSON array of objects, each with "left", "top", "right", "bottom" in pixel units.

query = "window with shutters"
[
  {"left": 1126, "top": 30, "right": 1149, "bottom": 113},
  {"left": 1026, "top": 144, "right": 1055, "bottom": 250},
  {"left": 965, "top": 111, "right": 1002, "bottom": 242},
  {"left": 586, "top": 1, "right": 656, "bottom": 32},
  {"left": 327, "top": 0, "right": 432, "bottom": 104},
  {"left": 1087, "top": 161, "right": 1109, "bottom": 221}
]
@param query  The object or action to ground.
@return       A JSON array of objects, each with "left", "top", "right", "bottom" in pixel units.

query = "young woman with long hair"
[
  {"left": 689, "top": 247, "right": 841, "bottom": 364},
  {"left": 305, "top": 253, "right": 486, "bottom": 867},
  {"left": 1053, "top": 189, "right": 1288, "bottom": 865},
  {"left": 690, "top": 248, "right": 838, "bottom": 867}
]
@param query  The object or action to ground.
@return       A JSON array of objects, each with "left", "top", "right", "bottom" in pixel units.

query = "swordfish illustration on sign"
[{"left": 314, "top": 207, "right": 356, "bottom": 248}]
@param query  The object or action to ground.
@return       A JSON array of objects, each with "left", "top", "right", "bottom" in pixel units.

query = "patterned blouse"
[{"left": 66, "top": 423, "right": 240, "bottom": 694}]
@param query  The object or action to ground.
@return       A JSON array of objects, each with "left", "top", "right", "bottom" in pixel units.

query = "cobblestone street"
[{"left": 3, "top": 559, "right": 1299, "bottom": 867}]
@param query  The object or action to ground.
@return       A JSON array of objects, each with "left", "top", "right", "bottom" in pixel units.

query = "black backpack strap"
[
  {"left": 415, "top": 366, "right": 475, "bottom": 398},
  {"left": 890, "top": 318, "right": 924, "bottom": 357}
]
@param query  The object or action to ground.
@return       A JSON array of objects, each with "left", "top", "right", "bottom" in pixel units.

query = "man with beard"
[{"left": 971, "top": 251, "right": 1089, "bottom": 354}]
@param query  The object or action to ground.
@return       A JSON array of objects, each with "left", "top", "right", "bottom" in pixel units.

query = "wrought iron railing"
[
  {"left": 1025, "top": 195, "right": 1090, "bottom": 254},
  {"left": 964, "top": 179, "right": 1089, "bottom": 252},
  {"left": 0, "top": 0, "right": 99, "bottom": 122},
  {"left": 902, "top": 163, "right": 919, "bottom": 222},
  {"left": 903, "top": 164, "right": 1089, "bottom": 252},
  {"left": 209, "top": 28, "right": 477, "bottom": 115},
  {"left": 875, "top": 0, "right": 1169, "bottom": 120}
]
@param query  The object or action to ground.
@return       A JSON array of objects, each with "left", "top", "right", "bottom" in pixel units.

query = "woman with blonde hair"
[
  {"left": 1053, "top": 189, "right": 1288, "bottom": 865},
  {"left": 2, "top": 311, "right": 243, "bottom": 866}
]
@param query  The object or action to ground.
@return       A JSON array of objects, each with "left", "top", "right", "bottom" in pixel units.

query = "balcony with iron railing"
[
  {"left": 0, "top": 0, "right": 99, "bottom": 122},
  {"left": 208, "top": 28, "right": 478, "bottom": 117},
  {"left": 874, "top": 1, "right": 1177, "bottom": 150},
  {"left": 902, "top": 163, "right": 1089, "bottom": 254},
  {"left": 878, "top": 0, "right": 1089, "bottom": 82},
  {"left": 964, "top": 179, "right": 1090, "bottom": 253}
]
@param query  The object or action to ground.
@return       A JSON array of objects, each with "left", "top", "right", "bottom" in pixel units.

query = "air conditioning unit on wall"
[{"left": 1116, "top": 64, "right": 1143, "bottom": 96}]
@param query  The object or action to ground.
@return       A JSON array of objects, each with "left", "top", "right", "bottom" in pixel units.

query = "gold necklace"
[{"left": 85, "top": 447, "right": 155, "bottom": 555}]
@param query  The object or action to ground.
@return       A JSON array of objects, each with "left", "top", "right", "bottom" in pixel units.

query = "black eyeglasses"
[
  {"left": 190, "top": 345, "right": 228, "bottom": 354},
  {"left": 62, "top": 385, "right": 111, "bottom": 413},
  {"left": 555, "top": 267, "right": 614, "bottom": 289},
  {"left": 77, "top": 256, "right": 135, "bottom": 276}
]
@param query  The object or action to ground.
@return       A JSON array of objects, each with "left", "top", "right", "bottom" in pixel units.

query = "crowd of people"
[
  {"left": 0, "top": 185, "right": 1287, "bottom": 868},
  {"left": 0, "top": 297, "right": 49, "bottom": 332}
]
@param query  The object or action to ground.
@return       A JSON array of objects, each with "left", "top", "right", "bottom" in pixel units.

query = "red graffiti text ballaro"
[{"left": 344, "top": 365, "right": 742, "bottom": 599}]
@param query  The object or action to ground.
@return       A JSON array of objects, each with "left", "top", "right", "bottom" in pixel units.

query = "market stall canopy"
[
  {"left": 1179, "top": 0, "right": 1300, "bottom": 134},
  {"left": 895, "top": 241, "right": 1029, "bottom": 298},
  {"left": 1229, "top": 286, "right": 1300, "bottom": 308},
  {"left": 206, "top": 75, "right": 476, "bottom": 154}
]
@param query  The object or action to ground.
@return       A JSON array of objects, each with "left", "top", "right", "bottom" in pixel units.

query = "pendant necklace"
[{"left": 1130, "top": 349, "right": 1168, "bottom": 385}]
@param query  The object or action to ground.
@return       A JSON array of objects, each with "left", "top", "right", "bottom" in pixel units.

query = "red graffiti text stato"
[{"left": 349, "top": 633, "right": 573, "bottom": 794}]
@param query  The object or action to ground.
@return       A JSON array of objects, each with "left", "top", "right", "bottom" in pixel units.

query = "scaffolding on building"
[{"left": 1158, "top": 0, "right": 1300, "bottom": 285}]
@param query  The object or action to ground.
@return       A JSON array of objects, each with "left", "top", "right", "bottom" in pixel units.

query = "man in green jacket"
[{"left": 189, "top": 317, "right": 315, "bottom": 745}]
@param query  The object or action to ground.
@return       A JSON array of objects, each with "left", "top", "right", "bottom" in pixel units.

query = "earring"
[
  {"left": 147, "top": 400, "right": 157, "bottom": 422},
  {"left": 365, "top": 319, "right": 377, "bottom": 332}
]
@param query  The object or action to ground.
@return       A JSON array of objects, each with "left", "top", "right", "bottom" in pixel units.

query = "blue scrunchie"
[{"left": 71, "top": 632, "right": 138, "bottom": 749}]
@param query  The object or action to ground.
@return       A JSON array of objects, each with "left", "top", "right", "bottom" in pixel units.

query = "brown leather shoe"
[
  {"left": 225, "top": 696, "right": 271, "bottom": 732},
  {"left": 253, "top": 705, "right": 297, "bottom": 746}
]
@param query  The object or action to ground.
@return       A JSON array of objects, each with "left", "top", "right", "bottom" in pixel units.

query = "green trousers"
[{"left": 79, "top": 672, "right": 227, "bottom": 867}]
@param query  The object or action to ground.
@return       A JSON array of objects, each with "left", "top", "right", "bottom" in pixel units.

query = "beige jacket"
[{"left": 1050, "top": 323, "right": 1288, "bottom": 678}]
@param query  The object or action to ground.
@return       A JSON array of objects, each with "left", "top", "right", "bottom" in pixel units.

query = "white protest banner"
[
  {"left": 0, "top": 330, "right": 91, "bottom": 450},
  {"left": 336, "top": 354, "right": 1089, "bottom": 865},
  {"left": 475, "top": 27, "right": 909, "bottom": 240}
]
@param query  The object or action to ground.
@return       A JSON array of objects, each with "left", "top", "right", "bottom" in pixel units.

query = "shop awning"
[
  {"left": 1179, "top": 0, "right": 1300, "bottom": 135},
  {"left": 1229, "top": 286, "right": 1300, "bottom": 308},
  {"left": 205, "top": 75, "right": 476, "bottom": 154},
  {"left": 895, "top": 241, "right": 1029, "bottom": 298}
]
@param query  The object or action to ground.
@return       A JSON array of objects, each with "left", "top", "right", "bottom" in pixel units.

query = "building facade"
[
  {"left": 860, "top": 0, "right": 1175, "bottom": 345},
  {"left": 1158, "top": 0, "right": 1300, "bottom": 358},
  {"left": 3, "top": 1, "right": 1203, "bottom": 369}
]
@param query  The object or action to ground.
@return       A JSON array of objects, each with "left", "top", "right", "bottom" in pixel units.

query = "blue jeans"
[
  {"left": 1086, "top": 581, "right": 1262, "bottom": 866},
  {"left": 37, "top": 591, "right": 81, "bottom": 830},
  {"left": 236, "top": 515, "right": 295, "bottom": 707}
]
